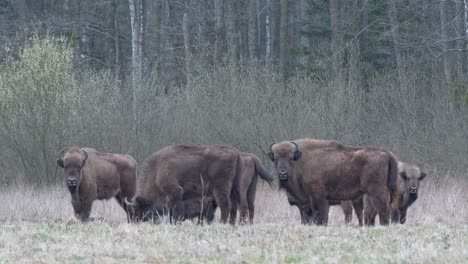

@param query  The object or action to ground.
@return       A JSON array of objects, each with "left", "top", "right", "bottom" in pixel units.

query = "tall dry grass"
[{"left": 1, "top": 176, "right": 466, "bottom": 226}]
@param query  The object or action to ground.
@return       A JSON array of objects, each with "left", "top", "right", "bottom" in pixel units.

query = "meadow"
[{"left": 0, "top": 176, "right": 466, "bottom": 263}]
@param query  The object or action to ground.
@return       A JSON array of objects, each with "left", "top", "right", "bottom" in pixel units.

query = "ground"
[{"left": 0, "top": 178, "right": 466, "bottom": 263}]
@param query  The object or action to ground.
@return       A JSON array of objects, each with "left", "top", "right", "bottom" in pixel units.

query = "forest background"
[{"left": 0, "top": 0, "right": 467, "bottom": 184}]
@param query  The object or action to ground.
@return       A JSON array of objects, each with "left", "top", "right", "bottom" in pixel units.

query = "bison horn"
[
  {"left": 80, "top": 149, "right": 88, "bottom": 168},
  {"left": 290, "top": 141, "right": 299, "bottom": 152},
  {"left": 124, "top": 197, "right": 136, "bottom": 206},
  {"left": 269, "top": 142, "right": 276, "bottom": 153},
  {"left": 56, "top": 148, "right": 66, "bottom": 160}
]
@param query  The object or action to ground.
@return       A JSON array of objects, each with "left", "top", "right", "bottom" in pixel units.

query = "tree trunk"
[
  {"left": 183, "top": 13, "right": 192, "bottom": 87},
  {"left": 161, "top": 0, "right": 174, "bottom": 87},
  {"left": 272, "top": 0, "right": 280, "bottom": 63},
  {"left": 359, "top": 0, "right": 368, "bottom": 60},
  {"left": 388, "top": 0, "right": 405, "bottom": 88},
  {"left": 129, "top": 0, "right": 142, "bottom": 84},
  {"left": 454, "top": 0, "right": 466, "bottom": 81},
  {"left": 240, "top": 0, "right": 249, "bottom": 62},
  {"left": 258, "top": 0, "right": 267, "bottom": 62},
  {"left": 330, "top": 0, "right": 343, "bottom": 75},
  {"left": 227, "top": 1, "right": 240, "bottom": 64},
  {"left": 248, "top": 0, "right": 258, "bottom": 59},
  {"left": 440, "top": 0, "right": 452, "bottom": 84},
  {"left": 279, "top": 0, "right": 287, "bottom": 91},
  {"left": 299, "top": 0, "right": 310, "bottom": 67},
  {"left": 113, "top": 0, "right": 120, "bottom": 78},
  {"left": 214, "top": 0, "right": 225, "bottom": 63}
]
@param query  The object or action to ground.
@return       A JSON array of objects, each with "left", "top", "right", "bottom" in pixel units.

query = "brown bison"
[
  {"left": 391, "top": 161, "right": 427, "bottom": 224},
  {"left": 56, "top": 147, "right": 137, "bottom": 221},
  {"left": 268, "top": 139, "right": 398, "bottom": 226},
  {"left": 125, "top": 144, "right": 241, "bottom": 224},
  {"left": 229, "top": 152, "right": 274, "bottom": 224},
  {"left": 167, "top": 152, "right": 274, "bottom": 225}
]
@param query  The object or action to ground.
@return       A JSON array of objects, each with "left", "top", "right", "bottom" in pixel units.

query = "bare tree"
[
  {"left": 129, "top": 0, "right": 143, "bottom": 84},
  {"left": 388, "top": 0, "right": 404, "bottom": 88},
  {"left": 454, "top": 0, "right": 466, "bottom": 81},
  {"left": 279, "top": 0, "right": 287, "bottom": 90},
  {"left": 440, "top": 0, "right": 452, "bottom": 84},
  {"left": 183, "top": 13, "right": 193, "bottom": 87},
  {"left": 330, "top": 0, "right": 343, "bottom": 75},
  {"left": 299, "top": 0, "right": 310, "bottom": 67},
  {"left": 248, "top": 0, "right": 258, "bottom": 59}
]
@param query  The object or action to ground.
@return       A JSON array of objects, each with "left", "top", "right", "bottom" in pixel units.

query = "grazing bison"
[
  {"left": 268, "top": 139, "right": 398, "bottom": 226},
  {"left": 125, "top": 144, "right": 241, "bottom": 224},
  {"left": 56, "top": 147, "right": 137, "bottom": 221},
  {"left": 391, "top": 161, "right": 427, "bottom": 224},
  {"left": 229, "top": 152, "right": 274, "bottom": 225}
]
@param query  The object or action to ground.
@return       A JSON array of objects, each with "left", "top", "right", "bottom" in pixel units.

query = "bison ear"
[
  {"left": 420, "top": 171, "right": 427, "bottom": 180},
  {"left": 293, "top": 150, "right": 302, "bottom": 161},
  {"left": 56, "top": 159, "right": 64, "bottom": 168},
  {"left": 267, "top": 152, "right": 275, "bottom": 161}
]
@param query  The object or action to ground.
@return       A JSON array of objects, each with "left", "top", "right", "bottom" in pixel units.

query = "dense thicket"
[{"left": 0, "top": 0, "right": 467, "bottom": 184}]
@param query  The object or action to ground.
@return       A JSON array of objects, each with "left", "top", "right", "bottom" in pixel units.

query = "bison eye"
[{"left": 400, "top": 172, "right": 407, "bottom": 180}]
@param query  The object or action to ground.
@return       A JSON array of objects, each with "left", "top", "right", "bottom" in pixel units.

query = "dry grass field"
[{"left": 0, "top": 177, "right": 467, "bottom": 263}]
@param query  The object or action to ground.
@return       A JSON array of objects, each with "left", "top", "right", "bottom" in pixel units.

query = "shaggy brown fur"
[
  {"left": 229, "top": 152, "right": 274, "bottom": 225},
  {"left": 56, "top": 146, "right": 137, "bottom": 221},
  {"left": 126, "top": 144, "right": 241, "bottom": 224},
  {"left": 287, "top": 194, "right": 364, "bottom": 226},
  {"left": 171, "top": 196, "right": 217, "bottom": 224},
  {"left": 268, "top": 139, "right": 398, "bottom": 226},
  {"left": 391, "top": 161, "right": 427, "bottom": 224}
]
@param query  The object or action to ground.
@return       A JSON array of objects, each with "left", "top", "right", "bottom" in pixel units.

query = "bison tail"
[
  {"left": 252, "top": 155, "right": 274, "bottom": 188},
  {"left": 387, "top": 153, "right": 399, "bottom": 206},
  {"left": 230, "top": 153, "right": 242, "bottom": 203}
]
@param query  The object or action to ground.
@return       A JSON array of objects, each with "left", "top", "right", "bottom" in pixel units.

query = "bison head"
[
  {"left": 125, "top": 196, "right": 167, "bottom": 222},
  {"left": 56, "top": 148, "right": 88, "bottom": 192},
  {"left": 267, "top": 141, "right": 302, "bottom": 188},
  {"left": 399, "top": 162, "right": 427, "bottom": 200}
]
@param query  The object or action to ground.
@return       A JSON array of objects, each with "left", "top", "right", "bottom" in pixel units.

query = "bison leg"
[
  {"left": 399, "top": 208, "right": 408, "bottom": 224},
  {"left": 352, "top": 197, "right": 364, "bottom": 227},
  {"left": 229, "top": 199, "right": 238, "bottom": 225},
  {"left": 246, "top": 179, "right": 257, "bottom": 225},
  {"left": 313, "top": 199, "right": 329, "bottom": 226},
  {"left": 341, "top": 201, "right": 353, "bottom": 224},
  {"left": 364, "top": 195, "right": 377, "bottom": 226},
  {"left": 78, "top": 200, "right": 93, "bottom": 222},
  {"left": 391, "top": 207, "right": 400, "bottom": 224},
  {"left": 365, "top": 192, "right": 390, "bottom": 226},
  {"left": 213, "top": 189, "right": 231, "bottom": 224}
]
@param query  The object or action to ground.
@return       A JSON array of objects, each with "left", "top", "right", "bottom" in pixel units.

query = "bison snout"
[
  {"left": 68, "top": 177, "right": 78, "bottom": 186},
  {"left": 409, "top": 187, "right": 417, "bottom": 194},
  {"left": 278, "top": 169, "right": 288, "bottom": 179}
]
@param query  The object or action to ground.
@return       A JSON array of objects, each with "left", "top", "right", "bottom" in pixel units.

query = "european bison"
[
  {"left": 167, "top": 152, "right": 274, "bottom": 225},
  {"left": 125, "top": 144, "right": 241, "bottom": 224},
  {"left": 229, "top": 152, "right": 274, "bottom": 224},
  {"left": 268, "top": 139, "right": 398, "bottom": 226},
  {"left": 56, "top": 147, "right": 137, "bottom": 221},
  {"left": 391, "top": 161, "right": 427, "bottom": 224}
]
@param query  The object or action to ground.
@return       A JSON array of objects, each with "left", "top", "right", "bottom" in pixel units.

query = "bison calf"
[{"left": 56, "top": 147, "right": 137, "bottom": 222}]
